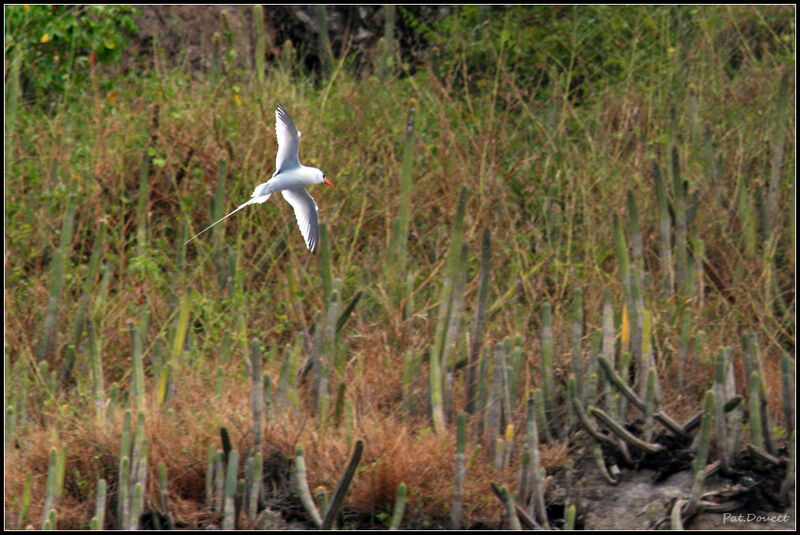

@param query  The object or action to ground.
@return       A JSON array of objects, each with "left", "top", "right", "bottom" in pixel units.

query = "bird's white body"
[{"left": 186, "top": 104, "right": 332, "bottom": 252}]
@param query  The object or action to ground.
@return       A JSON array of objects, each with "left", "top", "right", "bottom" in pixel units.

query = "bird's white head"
[{"left": 315, "top": 168, "right": 334, "bottom": 187}]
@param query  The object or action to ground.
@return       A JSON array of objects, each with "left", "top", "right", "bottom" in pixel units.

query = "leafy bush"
[{"left": 4, "top": 5, "right": 139, "bottom": 105}]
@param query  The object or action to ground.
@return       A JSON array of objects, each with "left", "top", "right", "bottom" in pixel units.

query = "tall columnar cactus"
[
  {"left": 782, "top": 353, "right": 795, "bottom": 434},
  {"left": 748, "top": 371, "right": 765, "bottom": 450},
  {"left": 129, "top": 413, "right": 148, "bottom": 530},
  {"left": 250, "top": 338, "right": 263, "bottom": 453},
  {"left": 87, "top": 319, "right": 106, "bottom": 424},
  {"left": 451, "top": 413, "right": 466, "bottom": 529},
  {"left": 41, "top": 448, "right": 58, "bottom": 530},
  {"left": 571, "top": 288, "right": 584, "bottom": 404},
  {"left": 742, "top": 332, "right": 774, "bottom": 453},
  {"left": 485, "top": 342, "right": 506, "bottom": 457},
  {"left": 91, "top": 478, "right": 107, "bottom": 530},
  {"left": 467, "top": 228, "right": 491, "bottom": 414},
  {"left": 714, "top": 347, "right": 740, "bottom": 474},
  {"left": 441, "top": 244, "right": 469, "bottom": 413},
  {"left": 614, "top": 214, "right": 642, "bottom": 395},
  {"left": 626, "top": 190, "right": 646, "bottom": 296},
  {"left": 136, "top": 151, "right": 150, "bottom": 256},
  {"left": 37, "top": 187, "right": 77, "bottom": 363},
  {"left": 524, "top": 392, "right": 549, "bottom": 528},
  {"left": 316, "top": 278, "right": 341, "bottom": 420},
  {"left": 432, "top": 188, "right": 468, "bottom": 412},
  {"left": 206, "top": 444, "right": 217, "bottom": 508},
  {"left": 129, "top": 321, "right": 146, "bottom": 415},
  {"left": 671, "top": 146, "right": 690, "bottom": 296},
  {"left": 766, "top": 69, "right": 790, "bottom": 242},
  {"left": 644, "top": 368, "right": 656, "bottom": 442},
  {"left": 157, "top": 462, "right": 175, "bottom": 529},
  {"left": 377, "top": 5, "right": 396, "bottom": 81},
  {"left": 59, "top": 219, "right": 106, "bottom": 384},
  {"left": 252, "top": 5, "right": 266, "bottom": 84},
  {"left": 389, "top": 483, "right": 407, "bottom": 530},
  {"left": 687, "top": 390, "right": 714, "bottom": 517},
  {"left": 540, "top": 302, "right": 556, "bottom": 435},
  {"left": 223, "top": 450, "right": 239, "bottom": 530},
  {"left": 117, "top": 410, "right": 132, "bottom": 529},
  {"left": 652, "top": 161, "right": 674, "bottom": 294},
  {"left": 294, "top": 444, "right": 323, "bottom": 527},
  {"left": 387, "top": 99, "right": 416, "bottom": 300},
  {"left": 321, "top": 439, "right": 364, "bottom": 530},
  {"left": 678, "top": 308, "right": 691, "bottom": 392},
  {"left": 315, "top": 5, "right": 335, "bottom": 77}
]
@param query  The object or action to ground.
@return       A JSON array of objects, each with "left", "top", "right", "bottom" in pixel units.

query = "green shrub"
[{"left": 4, "top": 5, "right": 139, "bottom": 104}]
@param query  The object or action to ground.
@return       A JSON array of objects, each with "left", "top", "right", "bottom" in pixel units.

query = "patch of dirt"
[{"left": 569, "top": 438, "right": 795, "bottom": 531}]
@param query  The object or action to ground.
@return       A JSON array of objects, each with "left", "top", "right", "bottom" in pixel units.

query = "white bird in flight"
[{"left": 186, "top": 104, "right": 333, "bottom": 252}]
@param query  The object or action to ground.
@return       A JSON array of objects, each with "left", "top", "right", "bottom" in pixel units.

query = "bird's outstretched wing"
[
  {"left": 275, "top": 104, "right": 301, "bottom": 175},
  {"left": 281, "top": 187, "right": 319, "bottom": 253}
]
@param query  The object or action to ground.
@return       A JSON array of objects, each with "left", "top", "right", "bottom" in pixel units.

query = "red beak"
[{"left": 324, "top": 178, "right": 334, "bottom": 187}]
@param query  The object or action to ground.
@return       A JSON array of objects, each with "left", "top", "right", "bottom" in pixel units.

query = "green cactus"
[
  {"left": 451, "top": 413, "right": 467, "bottom": 529},
  {"left": 652, "top": 161, "right": 674, "bottom": 294},
  {"left": 315, "top": 5, "right": 335, "bottom": 77},
  {"left": 248, "top": 452, "right": 262, "bottom": 522},
  {"left": 644, "top": 368, "right": 656, "bottom": 442},
  {"left": 671, "top": 146, "right": 690, "bottom": 295},
  {"left": 118, "top": 456, "right": 130, "bottom": 529},
  {"left": 252, "top": 5, "right": 266, "bottom": 84},
  {"left": 570, "top": 288, "right": 584, "bottom": 405},
  {"left": 430, "top": 345, "right": 446, "bottom": 434},
  {"left": 250, "top": 338, "right": 263, "bottom": 452},
  {"left": 37, "top": 187, "right": 77, "bottom": 363},
  {"left": 19, "top": 471, "right": 32, "bottom": 527},
  {"left": 157, "top": 462, "right": 175, "bottom": 529},
  {"left": 389, "top": 482, "right": 407, "bottom": 530},
  {"left": 321, "top": 439, "right": 364, "bottom": 530},
  {"left": 41, "top": 448, "right": 58, "bottom": 530},
  {"left": 206, "top": 444, "right": 216, "bottom": 508},
  {"left": 294, "top": 444, "right": 322, "bottom": 527},
  {"left": 597, "top": 357, "right": 685, "bottom": 438},
  {"left": 748, "top": 371, "right": 765, "bottom": 450},
  {"left": 387, "top": 99, "right": 416, "bottom": 298},
  {"left": 780, "top": 430, "right": 795, "bottom": 506},
  {"left": 678, "top": 308, "right": 691, "bottom": 392},
  {"left": 687, "top": 390, "right": 714, "bottom": 517},
  {"left": 766, "top": 70, "right": 790, "bottom": 241},
  {"left": 86, "top": 319, "right": 106, "bottom": 424},
  {"left": 117, "top": 410, "right": 132, "bottom": 528},
  {"left": 498, "top": 484, "right": 522, "bottom": 530},
  {"left": 316, "top": 278, "right": 341, "bottom": 419},
  {"left": 44, "top": 508, "right": 57, "bottom": 530},
  {"left": 214, "top": 449, "right": 225, "bottom": 513},
  {"left": 485, "top": 342, "right": 506, "bottom": 458},
  {"left": 540, "top": 302, "right": 556, "bottom": 435},
  {"left": 588, "top": 405, "right": 665, "bottom": 454},
  {"left": 129, "top": 482, "right": 143, "bottom": 530},
  {"left": 378, "top": 5, "right": 396, "bottom": 81},
  {"left": 781, "top": 353, "right": 795, "bottom": 434},
  {"left": 128, "top": 321, "right": 146, "bottom": 414},
  {"left": 59, "top": 220, "right": 105, "bottom": 384},
  {"left": 432, "top": 187, "right": 467, "bottom": 401},
  {"left": 525, "top": 392, "right": 549, "bottom": 528},
  {"left": 223, "top": 449, "right": 239, "bottom": 530},
  {"left": 136, "top": 152, "right": 150, "bottom": 255}
]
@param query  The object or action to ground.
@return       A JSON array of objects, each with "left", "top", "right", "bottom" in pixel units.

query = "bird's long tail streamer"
[{"left": 184, "top": 199, "right": 256, "bottom": 245}]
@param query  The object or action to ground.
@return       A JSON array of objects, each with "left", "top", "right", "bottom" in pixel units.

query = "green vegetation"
[{"left": 4, "top": 5, "right": 794, "bottom": 530}]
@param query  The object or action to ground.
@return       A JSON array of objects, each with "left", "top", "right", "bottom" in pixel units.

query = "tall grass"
[{"left": 4, "top": 5, "right": 794, "bottom": 529}]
